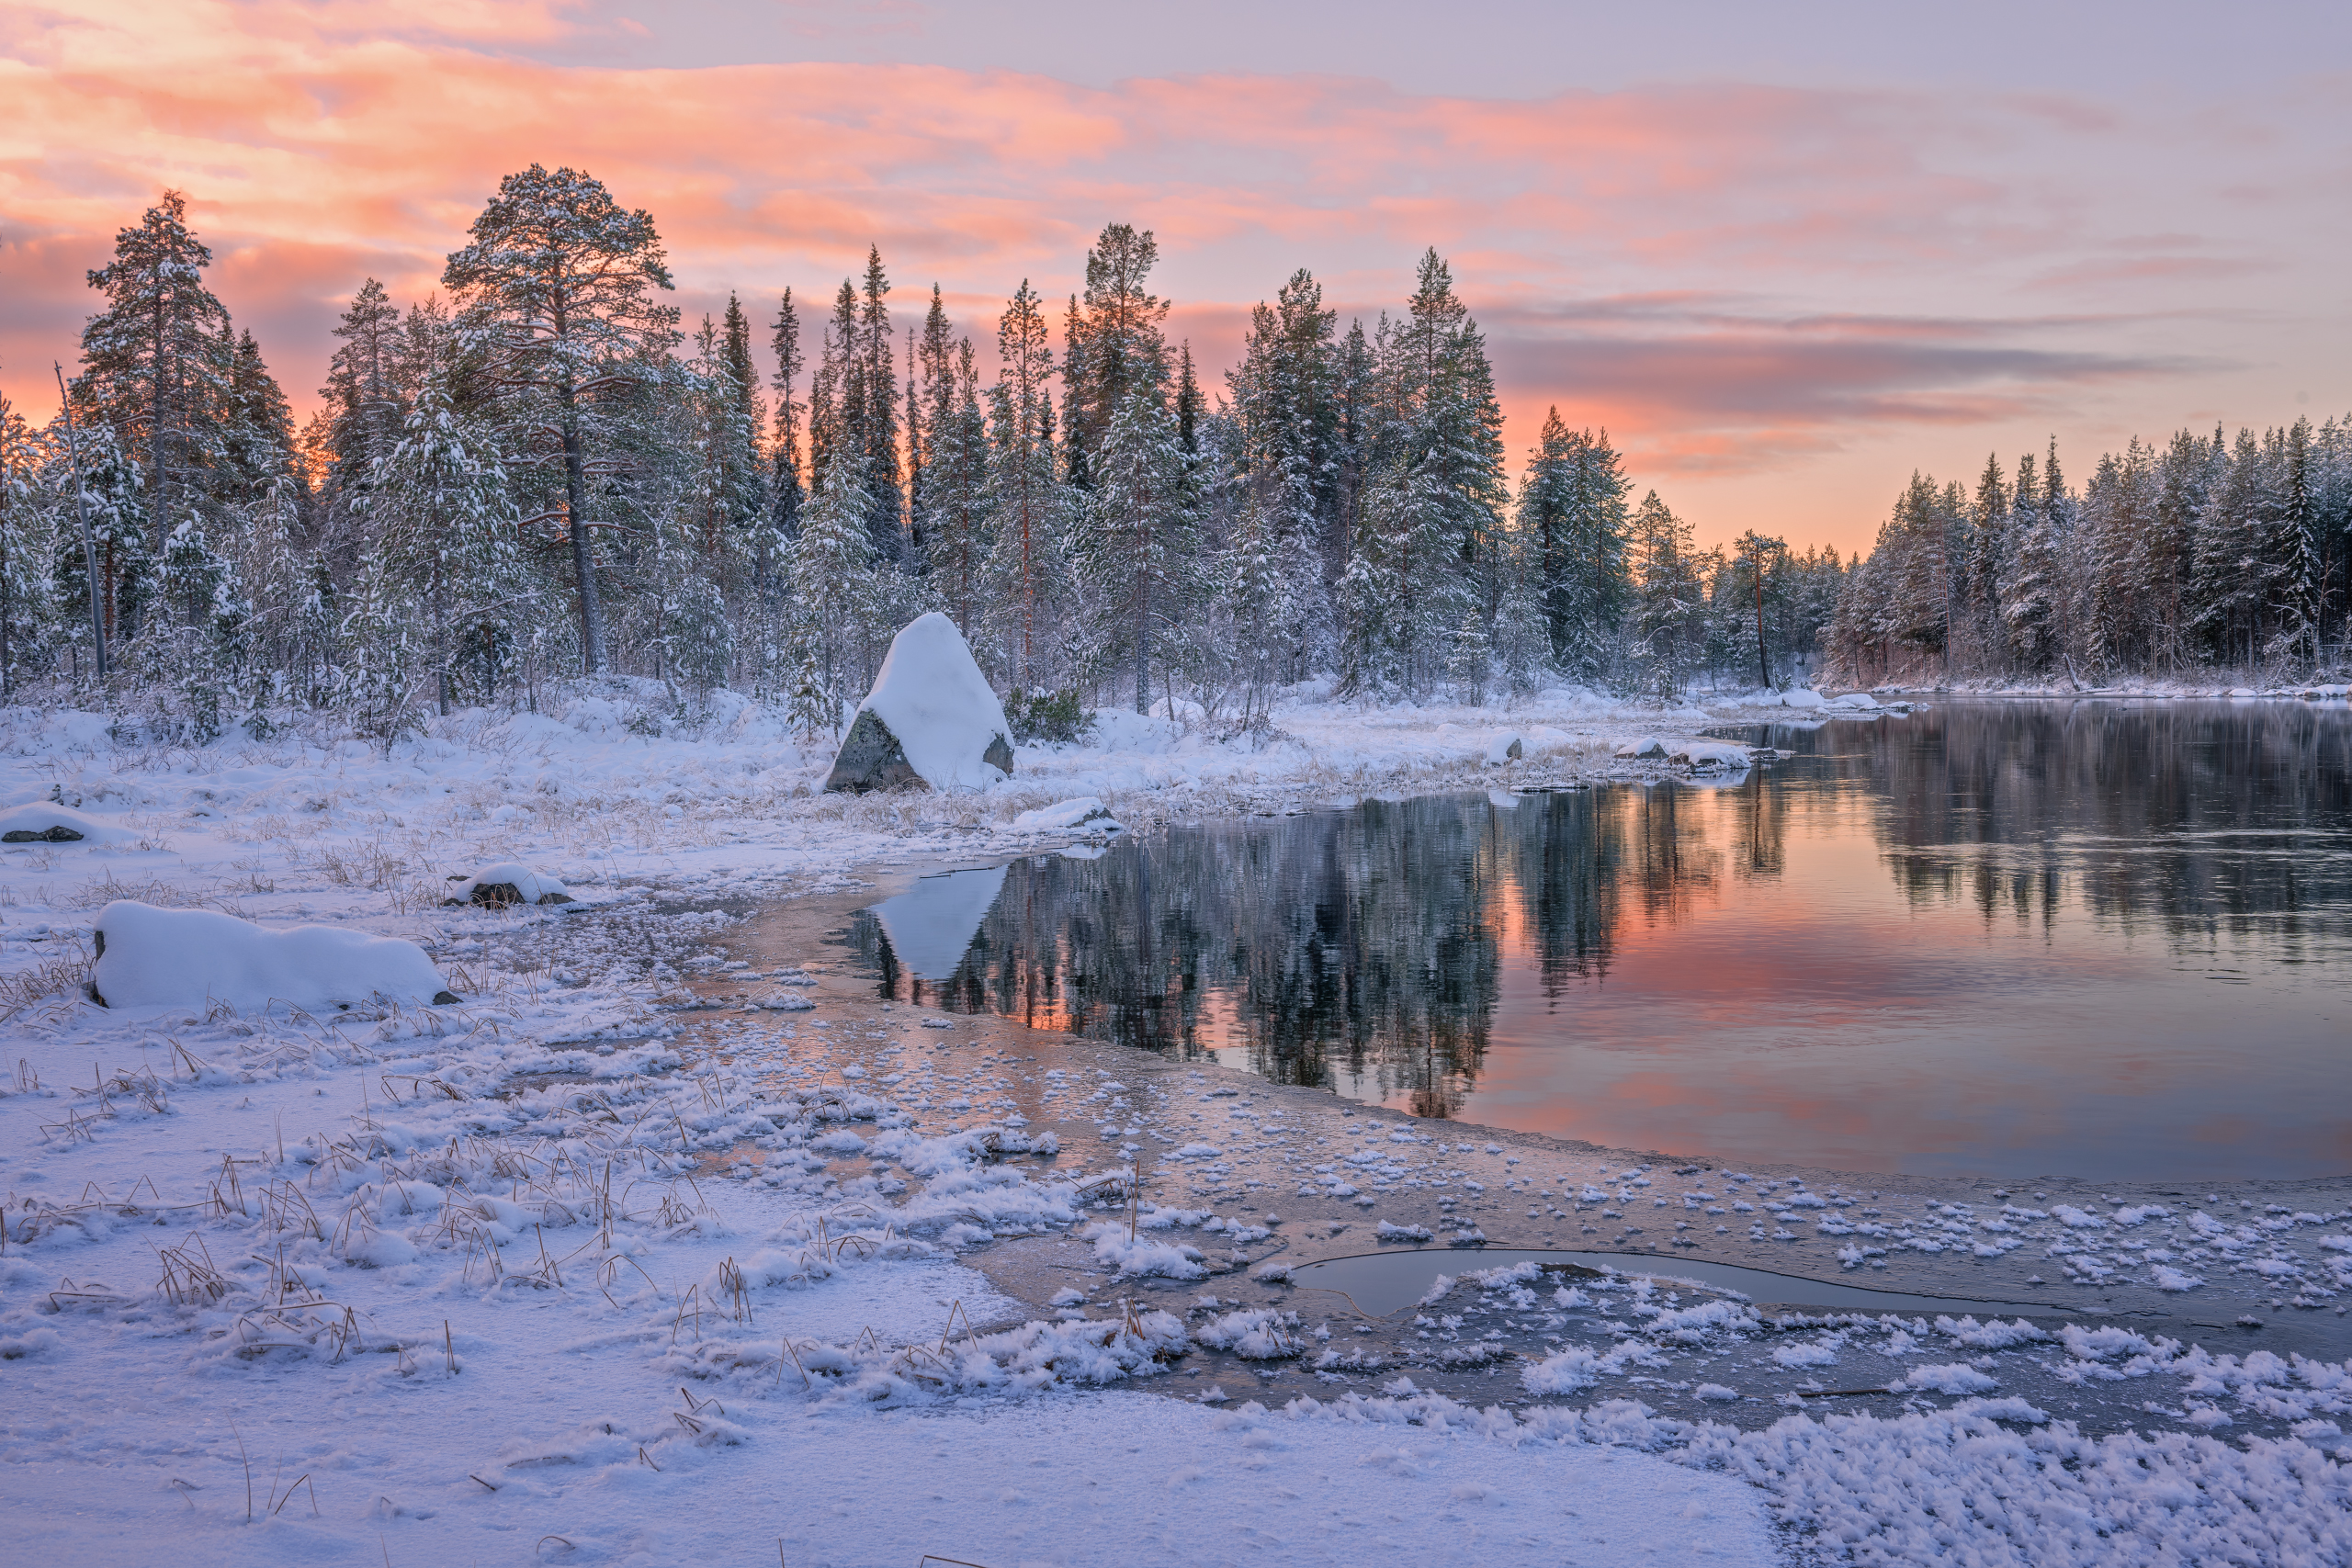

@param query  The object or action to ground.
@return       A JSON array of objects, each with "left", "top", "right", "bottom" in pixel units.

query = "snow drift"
[
  {"left": 825, "top": 614, "right": 1014, "bottom": 793},
  {"left": 92, "top": 900, "right": 456, "bottom": 1011}
]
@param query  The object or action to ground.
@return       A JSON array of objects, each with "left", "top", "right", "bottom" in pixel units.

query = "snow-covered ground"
[{"left": 4, "top": 681, "right": 2347, "bottom": 1567}]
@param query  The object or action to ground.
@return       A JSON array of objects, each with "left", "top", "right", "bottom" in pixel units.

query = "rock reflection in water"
[{"left": 845, "top": 701, "right": 2352, "bottom": 1179}]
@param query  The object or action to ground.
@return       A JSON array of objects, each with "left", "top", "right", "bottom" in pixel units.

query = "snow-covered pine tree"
[
  {"left": 791, "top": 442, "right": 880, "bottom": 713},
  {"left": 922, "top": 338, "right": 991, "bottom": 641},
  {"left": 2261, "top": 420, "right": 2321, "bottom": 671},
  {"left": 1062, "top": 225, "right": 1171, "bottom": 492},
  {"left": 1627, "top": 491, "right": 1705, "bottom": 699},
  {"left": 768, "top": 287, "right": 807, "bottom": 547},
  {"left": 855, "top": 247, "right": 903, "bottom": 565},
  {"left": 50, "top": 422, "right": 150, "bottom": 682},
  {"left": 1227, "top": 270, "right": 1340, "bottom": 676},
  {"left": 321, "top": 278, "right": 406, "bottom": 502},
  {"left": 0, "top": 394, "right": 55, "bottom": 695},
  {"left": 984, "top": 282, "right": 1064, "bottom": 695},
  {"left": 360, "top": 341, "right": 522, "bottom": 716},
  {"left": 1071, "top": 352, "right": 1192, "bottom": 714},
  {"left": 1959, "top": 453, "right": 2008, "bottom": 673},
  {"left": 2000, "top": 450, "right": 2060, "bottom": 671},
  {"left": 1491, "top": 517, "right": 1551, "bottom": 700},
  {"left": 76, "top": 190, "right": 233, "bottom": 553},
  {"left": 442, "top": 164, "right": 679, "bottom": 673},
  {"left": 1517, "top": 410, "right": 1630, "bottom": 683},
  {"left": 1444, "top": 595, "right": 1491, "bottom": 705},
  {"left": 2188, "top": 429, "right": 2262, "bottom": 669},
  {"left": 1338, "top": 453, "right": 1455, "bottom": 697}
]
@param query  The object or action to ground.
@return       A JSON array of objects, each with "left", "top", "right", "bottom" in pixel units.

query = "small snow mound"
[
  {"left": 1827, "top": 692, "right": 1883, "bottom": 710},
  {"left": 1905, "top": 1363, "right": 1997, "bottom": 1395},
  {"left": 0, "top": 803, "right": 123, "bottom": 844},
  {"left": 1521, "top": 1345, "right": 1605, "bottom": 1395},
  {"left": 447, "top": 862, "right": 573, "bottom": 908},
  {"left": 1011, "top": 796, "right": 1122, "bottom": 833},
  {"left": 826, "top": 613, "right": 1012, "bottom": 793},
  {"left": 1777, "top": 688, "right": 1827, "bottom": 711},
  {"left": 94, "top": 900, "right": 453, "bottom": 1012},
  {"left": 1483, "top": 733, "right": 1523, "bottom": 764}
]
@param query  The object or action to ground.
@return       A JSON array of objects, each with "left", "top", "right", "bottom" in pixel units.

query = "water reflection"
[{"left": 844, "top": 701, "right": 2352, "bottom": 1180}]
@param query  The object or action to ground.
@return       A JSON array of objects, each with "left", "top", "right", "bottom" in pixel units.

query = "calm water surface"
[{"left": 846, "top": 701, "right": 2352, "bottom": 1181}]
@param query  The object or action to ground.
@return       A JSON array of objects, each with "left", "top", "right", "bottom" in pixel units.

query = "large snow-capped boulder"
[
  {"left": 825, "top": 614, "right": 1014, "bottom": 794},
  {"left": 92, "top": 900, "right": 458, "bottom": 1011}
]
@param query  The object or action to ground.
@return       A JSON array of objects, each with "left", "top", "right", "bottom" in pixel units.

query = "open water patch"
[{"left": 840, "top": 700, "right": 2352, "bottom": 1181}]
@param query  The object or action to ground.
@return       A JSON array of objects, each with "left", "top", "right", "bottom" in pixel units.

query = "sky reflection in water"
[{"left": 848, "top": 701, "right": 2352, "bottom": 1181}]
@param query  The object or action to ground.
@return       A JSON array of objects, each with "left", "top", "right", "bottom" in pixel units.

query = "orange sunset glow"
[{"left": 7, "top": 0, "right": 2347, "bottom": 551}]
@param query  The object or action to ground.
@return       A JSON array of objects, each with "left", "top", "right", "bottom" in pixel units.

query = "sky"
[{"left": 3, "top": 0, "right": 2348, "bottom": 553}]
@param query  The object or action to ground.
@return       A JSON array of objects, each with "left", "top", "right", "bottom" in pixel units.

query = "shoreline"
[{"left": 5, "top": 691, "right": 2349, "bottom": 1564}]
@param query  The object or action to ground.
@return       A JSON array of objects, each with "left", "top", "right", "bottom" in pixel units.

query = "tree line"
[
  {"left": 1830, "top": 421, "right": 2352, "bottom": 686},
  {"left": 0, "top": 168, "right": 1851, "bottom": 744}
]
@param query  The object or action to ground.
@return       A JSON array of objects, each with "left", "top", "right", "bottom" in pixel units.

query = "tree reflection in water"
[{"left": 843, "top": 701, "right": 2352, "bottom": 1148}]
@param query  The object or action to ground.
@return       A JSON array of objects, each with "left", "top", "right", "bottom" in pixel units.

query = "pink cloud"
[{"left": 1, "top": 0, "right": 2325, "bottom": 552}]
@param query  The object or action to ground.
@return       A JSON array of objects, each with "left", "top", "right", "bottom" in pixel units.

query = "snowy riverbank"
[{"left": 4, "top": 682, "right": 2348, "bottom": 1567}]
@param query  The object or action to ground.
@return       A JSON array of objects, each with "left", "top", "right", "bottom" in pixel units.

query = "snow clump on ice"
[{"left": 1010, "top": 795, "right": 1122, "bottom": 832}]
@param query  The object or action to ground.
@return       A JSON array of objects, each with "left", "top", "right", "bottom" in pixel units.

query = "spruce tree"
[
  {"left": 985, "top": 281, "right": 1061, "bottom": 694},
  {"left": 361, "top": 340, "right": 521, "bottom": 716},
  {"left": 322, "top": 278, "right": 405, "bottom": 495},
  {"left": 1072, "top": 356, "right": 1191, "bottom": 713},
  {"left": 1627, "top": 491, "right": 1705, "bottom": 698},
  {"left": 1517, "top": 409, "right": 1629, "bottom": 682}
]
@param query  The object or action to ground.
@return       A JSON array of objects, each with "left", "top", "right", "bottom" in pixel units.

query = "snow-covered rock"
[
  {"left": 0, "top": 802, "right": 122, "bottom": 844},
  {"left": 1777, "top": 688, "right": 1827, "bottom": 711},
  {"left": 92, "top": 900, "right": 455, "bottom": 1011},
  {"left": 825, "top": 613, "right": 1014, "bottom": 793},
  {"left": 1828, "top": 692, "right": 1884, "bottom": 710},
  {"left": 446, "top": 862, "right": 573, "bottom": 908},
  {"left": 1483, "top": 733, "right": 1524, "bottom": 763},
  {"left": 1615, "top": 736, "right": 1668, "bottom": 759},
  {"left": 1011, "top": 796, "right": 1122, "bottom": 833}
]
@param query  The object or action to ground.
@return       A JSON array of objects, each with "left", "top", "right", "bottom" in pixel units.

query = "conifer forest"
[{"left": 4, "top": 168, "right": 2345, "bottom": 748}]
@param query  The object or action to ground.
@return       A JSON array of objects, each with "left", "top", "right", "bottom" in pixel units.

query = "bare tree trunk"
[{"left": 560, "top": 386, "right": 605, "bottom": 674}]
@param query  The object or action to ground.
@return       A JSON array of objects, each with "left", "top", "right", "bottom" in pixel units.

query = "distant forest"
[
  {"left": 1831, "top": 422, "right": 2352, "bottom": 687},
  {"left": 0, "top": 168, "right": 1861, "bottom": 743}
]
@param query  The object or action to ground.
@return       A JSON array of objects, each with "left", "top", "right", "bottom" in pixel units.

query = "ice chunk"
[
  {"left": 93, "top": 900, "right": 453, "bottom": 1011},
  {"left": 825, "top": 613, "right": 1013, "bottom": 793},
  {"left": 1011, "top": 796, "right": 1122, "bottom": 833}
]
